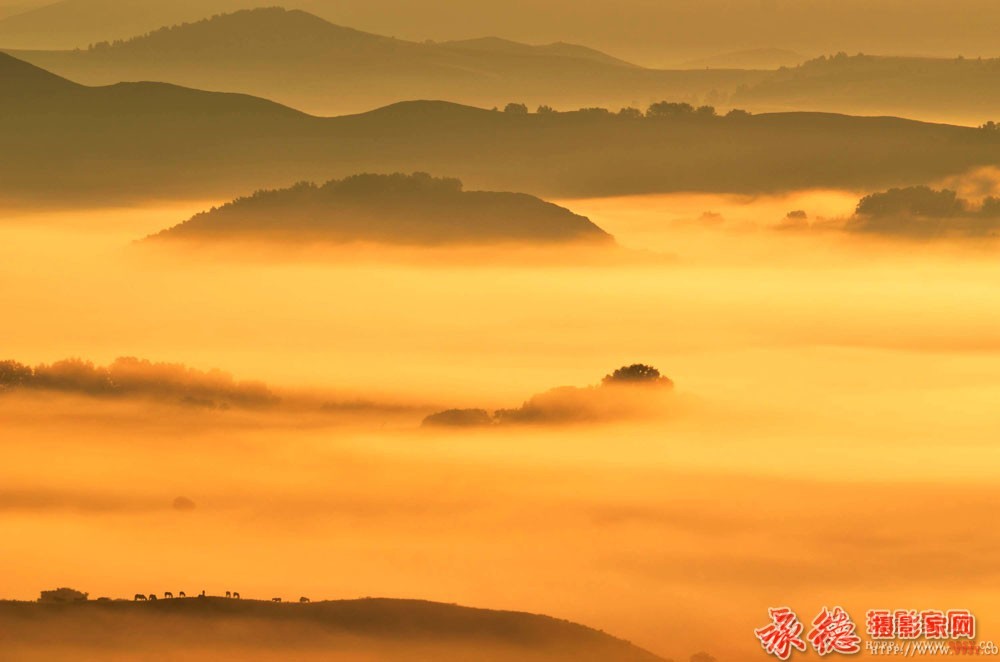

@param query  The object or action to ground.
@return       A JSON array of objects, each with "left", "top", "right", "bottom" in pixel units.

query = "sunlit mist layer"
[{"left": 1, "top": 192, "right": 999, "bottom": 660}]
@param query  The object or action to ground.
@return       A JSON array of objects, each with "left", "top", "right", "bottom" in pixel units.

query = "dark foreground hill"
[
  {"left": 146, "top": 173, "right": 614, "bottom": 246},
  {"left": 0, "top": 597, "right": 665, "bottom": 661},
  {"left": 2, "top": 52, "right": 1000, "bottom": 205}
]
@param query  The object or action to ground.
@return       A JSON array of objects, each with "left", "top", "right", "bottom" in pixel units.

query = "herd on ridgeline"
[{"left": 132, "top": 590, "right": 311, "bottom": 603}]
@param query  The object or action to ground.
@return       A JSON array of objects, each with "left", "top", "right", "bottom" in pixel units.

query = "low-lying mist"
[{"left": 2, "top": 191, "right": 1000, "bottom": 659}]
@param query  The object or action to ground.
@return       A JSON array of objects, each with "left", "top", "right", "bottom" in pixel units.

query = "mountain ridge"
[{"left": 2, "top": 7, "right": 766, "bottom": 115}]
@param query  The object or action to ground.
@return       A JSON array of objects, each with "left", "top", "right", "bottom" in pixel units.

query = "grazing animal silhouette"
[
  {"left": 198, "top": 590, "right": 206, "bottom": 598},
  {"left": 233, "top": 592, "right": 240, "bottom": 599},
  {"left": 225, "top": 591, "right": 231, "bottom": 598},
  {"left": 299, "top": 597, "right": 310, "bottom": 603},
  {"left": 148, "top": 594, "right": 157, "bottom": 601},
  {"left": 164, "top": 592, "right": 173, "bottom": 599},
  {"left": 134, "top": 594, "right": 147, "bottom": 601},
  {"left": 179, "top": 591, "right": 186, "bottom": 598},
  {"left": 272, "top": 597, "right": 282, "bottom": 602}
]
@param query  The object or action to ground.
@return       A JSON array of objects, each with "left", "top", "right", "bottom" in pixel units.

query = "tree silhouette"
[
  {"left": 0, "top": 360, "right": 32, "bottom": 389},
  {"left": 603, "top": 364, "right": 667, "bottom": 384},
  {"left": 981, "top": 197, "right": 1000, "bottom": 217},
  {"left": 504, "top": 102, "right": 529, "bottom": 115},
  {"left": 39, "top": 588, "right": 87, "bottom": 603},
  {"left": 856, "top": 186, "right": 964, "bottom": 218},
  {"left": 646, "top": 101, "right": 695, "bottom": 118}
]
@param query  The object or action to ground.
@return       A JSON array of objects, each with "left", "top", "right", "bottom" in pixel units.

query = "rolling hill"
[
  {"left": 146, "top": 173, "right": 615, "bottom": 246},
  {"left": 0, "top": 597, "right": 666, "bottom": 661},
  {"left": 2, "top": 52, "right": 999, "bottom": 206},
  {"left": 5, "top": 8, "right": 765, "bottom": 115},
  {"left": 9, "top": 9, "right": 1000, "bottom": 122},
  {"left": 4, "top": 0, "right": 1000, "bottom": 64},
  {"left": 730, "top": 53, "right": 1000, "bottom": 125}
]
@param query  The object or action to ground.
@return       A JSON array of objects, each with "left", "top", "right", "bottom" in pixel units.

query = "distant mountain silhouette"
[
  {"left": 147, "top": 173, "right": 614, "bottom": 246},
  {"left": 4, "top": 0, "right": 1000, "bottom": 65},
  {"left": 23, "top": 9, "right": 993, "bottom": 122},
  {"left": 5, "top": 7, "right": 765, "bottom": 115},
  {"left": 731, "top": 53, "right": 1000, "bottom": 124},
  {"left": 2, "top": 52, "right": 999, "bottom": 205},
  {"left": 0, "top": 597, "right": 665, "bottom": 661}
]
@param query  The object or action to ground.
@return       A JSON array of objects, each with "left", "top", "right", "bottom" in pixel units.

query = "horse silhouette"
[
  {"left": 299, "top": 597, "right": 311, "bottom": 603},
  {"left": 134, "top": 594, "right": 146, "bottom": 601},
  {"left": 164, "top": 592, "right": 174, "bottom": 599},
  {"left": 272, "top": 597, "right": 282, "bottom": 602},
  {"left": 198, "top": 590, "right": 206, "bottom": 598},
  {"left": 233, "top": 592, "right": 240, "bottom": 599},
  {"left": 226, "top": 591, "right": 231, "bottom": 598},
  {"left": 148, "top": 594, "right": 157, "bottom": 601},
  {"left": 179, "top": 591, "right": 186, "bottom": 598}
]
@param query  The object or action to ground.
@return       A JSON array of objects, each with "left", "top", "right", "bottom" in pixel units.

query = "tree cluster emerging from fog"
[
  {"left": 423, "top": 364, "right": 674, "bottom": 427},
  {"left": 603, "top": 364, "right": 673, "bottom": 385},
  {"left": 151, "top": 172, "right": 612, "bottom": 245},
  {"left": 0, "top": 357, "right": 278, "bottom": 409},
  {"left": 498, "top": 101, "right": 752, "bottom": 119},
  {"left": 849, "top": 186, "right": 1000, "bottom": 237}
]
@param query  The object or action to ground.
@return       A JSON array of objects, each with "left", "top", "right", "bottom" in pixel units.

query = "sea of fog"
[{"left": 1, "top": 191, "right": 999, "bottom": 660}]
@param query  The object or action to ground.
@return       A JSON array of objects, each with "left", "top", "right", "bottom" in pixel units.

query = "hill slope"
[
  {"left": 4, "top": 8, "right": 765, "bottom": 115},
  {"left": 147, "top": 173, "right": 614, "bottom": 246},
  {"left": 13, "top": 10, "right": 1000, "bottom": 123},
  {"left": 731, "top": 53, "right": 1000, "bottom": 125},
  {"left": 0, "top": 597, "right": 665, "bottom": 661},
  {"left": 2, "top": 53, "right": 999, "bottom": 205}
]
